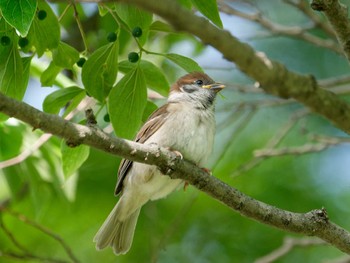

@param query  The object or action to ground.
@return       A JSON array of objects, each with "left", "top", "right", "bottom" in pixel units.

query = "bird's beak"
[{"left": 202, "top": 83, "right": 225, "bottom": 93}]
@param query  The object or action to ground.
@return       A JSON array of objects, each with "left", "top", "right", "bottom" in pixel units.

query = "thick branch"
[
  {"left": 2, "top": 93, "right": 350, "bottom": 254},
  {"left": 107, "top": 0, "right": 350, "bottom": 135},
  {"left": 311, "top": 0, "right": 350, "bottom": 61}
]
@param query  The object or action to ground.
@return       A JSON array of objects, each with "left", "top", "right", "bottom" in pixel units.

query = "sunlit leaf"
[
  {"left": 63, "top": 91, "right": 86, "bottom": 118},
  {"left": 119, "top": 60, "right": 169, "bottom": 96},
  {"left": 114, "top": 4, "right": 153, "bottom": 45},
  {"left": 108, "top": 68, "right": 147, "bottom": 139},
  {"left": 22, "top": 56, "right": 33, "bottom": 91},
  {"left": 0, "top": 27, "right": 25, "bottom": 100},
  {"left": 27, "top": 1, "right": 60, "bottom": 57},
  {"left": 165, "top": 53, "right": 203, "bottom": 72},
  {"left": 150, "top": 21, "right": 173, "bottom": 33},
  {"left": 82, "top": 42, "right": 119, "bottom": 102},
  {"left": 52, "top": 42, "right": 80, "bottom": 69},
  {"left": 61, "top": 142, "right": 90, "bottom": 179},
  {"left": 190, "top": 0, "right": 223, "bottom": 28},
  {"left": 43, "top": 86, "right": 85, "bottom": 114},
  {"left": 40, "top": 61, "right": 62, "bottom": 87},
  {"left": 0, "top": 0, "right": 37, "bottom": 36}
]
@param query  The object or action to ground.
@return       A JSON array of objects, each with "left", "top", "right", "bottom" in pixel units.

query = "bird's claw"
[{"left": 165, "top": 147, "right": 183, "bottom": 160}]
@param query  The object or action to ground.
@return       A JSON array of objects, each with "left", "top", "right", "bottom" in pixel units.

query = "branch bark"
[
  {"left": 311, "top": 0, "right": 350, "bottom": 61},
  {"left": 2, "top": 92, "right": 350, "bottom": 254}
]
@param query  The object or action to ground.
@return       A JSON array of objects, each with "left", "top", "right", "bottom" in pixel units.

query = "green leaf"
[
  {"left": 43, "top": 86, "right": 85, "bottom": 114},
  {"left": 142, "top": 100, "right": 158, "bottom": 122},
  {"left": 115, "top": 4, "right": 153, "bottom": 30},
  {"left": 108, "top": 68, "right": 147, "bottom": 139},
  {"left": 61, "top": 142, "right": 90, "bottom": 179},
  {"left": 165, "top": 53, "right": 203, "bottom": 72},
  {"left": 2, "top": 166, "right": 26, "bottom": 197},
  {"left": 119, "top": 60, "right": 169, "bottom": 96},
  {"left": 190, "top": 0, "right": 223, "bottom": 28},
  {"left": 63, "top": 91, "right": 86, "bottom": 118},
  {"left": 22, "top": 56, "right": 33, "bottom": 90},
  {"left": 150, "top": 21, "right": 173, "bottom": 33},
  {"left": 40, "top": 61, "right": 62, "bottom": 87},
  {"left": 0, "top": 0, "right": 37, "bottom": 36},
  {"left": 114, "top": 3, "right": 153, "bottom": 45},
  {"left": 0, "top": 122, "right": 26, "bottom": 161},
  {"left": 82, "top": 42, "right": 119, "bottom": 102},
  {"left": 176, "top": 0, "right": 192, "bottom": 9},
  {"left": 27, "top": 1, "right": 60, "bottom": 57},
  {"left": 0, "top": 28, "right": 25, "bottom": 100},
  {"left": 52, "top": 42, "right": 80, "bottom": 69}
]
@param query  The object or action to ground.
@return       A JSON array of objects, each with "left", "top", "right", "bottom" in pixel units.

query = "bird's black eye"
[{"left": 195, "top": 79, "right": 203, "bottom": 86}]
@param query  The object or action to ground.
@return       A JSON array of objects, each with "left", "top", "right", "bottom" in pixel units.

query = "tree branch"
[
  {"left": 311, "top": 0, "right": 350, "bottom": 61},
  {"left": 107, "top": 0, "right": 350, "bottom": 136},
  {"left": 284, "top": 0, "right": 336, "bottom": 37},
  {"left": 255, "top": 236, "right": 327, "bottom": 263},
  {"left": 2, "top": 93, "right": 350, "bottom": 254},
  {"left": 52, "top": 1, "right": 350, "bottom": 134}
]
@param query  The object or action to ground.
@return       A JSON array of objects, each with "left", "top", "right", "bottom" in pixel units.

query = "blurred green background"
[{"left": 1, "top": 0, "right": 350, "bottom": 262}]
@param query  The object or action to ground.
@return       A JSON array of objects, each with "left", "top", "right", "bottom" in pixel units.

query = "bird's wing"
[{"left": 114, "top": 104, "right": 170, "bottom": 195}]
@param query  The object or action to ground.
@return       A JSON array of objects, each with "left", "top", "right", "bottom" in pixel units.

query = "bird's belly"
[
  {"left": 128, "top": 163, "right": 183, "bottom": 201},
  {"left": 147, "top": 109, "right": 215, "bottom": 166}
]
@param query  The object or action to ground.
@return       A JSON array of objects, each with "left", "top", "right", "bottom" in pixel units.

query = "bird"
[{"left": 93, "top": 72, "right": 225, "bottom": 255}]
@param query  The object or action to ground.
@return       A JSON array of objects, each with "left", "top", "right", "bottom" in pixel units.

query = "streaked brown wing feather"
[{"left": 114, "top": 104, "right": 170, "bottom": 195}]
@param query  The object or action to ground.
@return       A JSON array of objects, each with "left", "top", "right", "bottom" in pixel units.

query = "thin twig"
[
  {"left": 0, "top": 133, "right": 52, "bottom": 169},
  {"left": 284, "top": 0, "right": 336, "bottom": 37},
  {"left": 232, "top": 109, "right": 309, "bottom": 176},
  {"left": 58, "top": 3, "right": 73, "bottom": 22},
  {"left": 218, "top": 0, "right": 342, "bottom": 54},
  {"left": 254, "top": 141, "right": 336, "bottom": 157},
  {"left": 319, "top": 75, "right": 350, "bottom": 88},
  {"left": 5, "top": 210, "right": 80, "bottom": 263},
  {"left": 255, "top": 236, "right": 327, "bottom": 263},
  {"left": 0, "top": 216, "right": 29, "bottom": 254},
  {"left": 0, "top": 214, "right": 69, "bottom": 263}
]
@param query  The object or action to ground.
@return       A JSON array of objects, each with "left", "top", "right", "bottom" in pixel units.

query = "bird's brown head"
[{"left": 169, "top": 72, "right": 225, "bottom": 109}]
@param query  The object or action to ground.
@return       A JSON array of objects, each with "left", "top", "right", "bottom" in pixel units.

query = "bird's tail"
[{"left": 94, "top": 202, "right": 141, "bottom": 255}]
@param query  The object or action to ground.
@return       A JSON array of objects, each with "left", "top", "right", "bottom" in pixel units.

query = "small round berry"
[
  {"left": 107, "top": 32, "right": 117, "bottom": 42},
  {"left": 18, "top": 37, "right": 29, "bottom": 48},
  {"left": 132, "top": 27, "right": 143, "bottom": 38},
  {"left": 103, "top": 113, "right": 110, "bottom": 122},
  {"left": 128, "top": 52, "right": 139, "bottom": 63},
  {"left": 37, "top": 10, "right": 47, "bottom": 20},
  {"left": 1, "top": 36, "right": 11, "bottom": 46},
  {"left": 76, "top": 57, "right": 86, "bottom": 67}
]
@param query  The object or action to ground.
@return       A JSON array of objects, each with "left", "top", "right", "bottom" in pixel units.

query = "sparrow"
[{"left": 94, "top": 72, "right": 225, "bottom": 255}]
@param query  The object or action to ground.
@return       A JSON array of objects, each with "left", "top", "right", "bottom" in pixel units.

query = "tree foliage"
[{"left": 1, "top": 0, "right": 350, "bottom": 262}]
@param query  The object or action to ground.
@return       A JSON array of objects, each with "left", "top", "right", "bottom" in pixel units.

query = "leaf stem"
[{"left": 70, "top": 1, "right": 89, "bottom": 54}]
